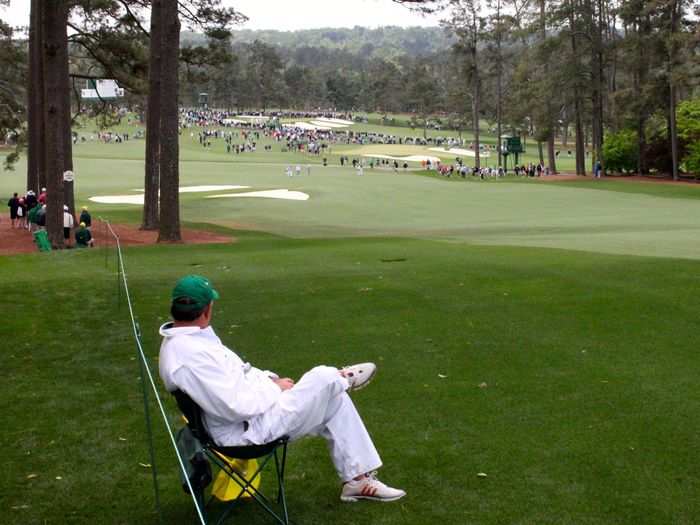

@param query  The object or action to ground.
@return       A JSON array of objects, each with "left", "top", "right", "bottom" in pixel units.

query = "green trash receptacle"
[{"left": 33, "top": 230, "right": 51, "bottom": 252}]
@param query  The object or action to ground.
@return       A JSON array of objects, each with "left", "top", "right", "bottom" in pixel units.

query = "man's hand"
[{"left": 273, "top": 377, "right": 295, "bottom": 391}]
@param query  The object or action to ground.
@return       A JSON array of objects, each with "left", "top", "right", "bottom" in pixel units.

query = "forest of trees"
[
  {"left": 1, "top": 0, "right": 242, "bottom": 246},
  {"left": 181, "top": 2, "right": 700, "bottom": 178},
  {"left": 0, "top": 0, "right": 699, "bottom": 247}
]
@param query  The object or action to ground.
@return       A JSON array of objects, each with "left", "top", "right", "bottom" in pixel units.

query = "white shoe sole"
[
  {"left": 341, "top": 492, "right": 406, "bottom": 503},
  {"left": 347, "top": 365, "right": 377, "bottom": 391}
]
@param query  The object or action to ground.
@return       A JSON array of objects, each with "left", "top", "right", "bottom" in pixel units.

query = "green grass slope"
[
  {"left": 4, "top": 136, "right": 700, "bottom": 259},
  {"left": 3, "top": 124, "right": 700, "bottom": 524},
  {"left": 2, "top": 237, "right": 700, "bottom": 524}
]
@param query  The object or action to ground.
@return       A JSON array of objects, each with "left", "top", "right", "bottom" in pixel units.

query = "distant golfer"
[
  {"left": 295, "top": 165, "right": 302, "bottom": 177},
  {"left": 285, "top": 165, "right": 292, "bottom": 177},
  {"left": 159, "top": 275, "right": 406, "bottom": 503}
]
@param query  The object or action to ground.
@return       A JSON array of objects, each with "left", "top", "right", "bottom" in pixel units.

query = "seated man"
[{"left": 159, "top": 275, "right": 406, "bottom": 503}]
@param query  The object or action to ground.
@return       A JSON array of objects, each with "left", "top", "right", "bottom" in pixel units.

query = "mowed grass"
[
  {"left": 4, "top": 133, "right": 700, "bottom": 259},
  {"left": 3, "top": 125, "right": 700, "bottom": 524},
  {"left": 3, "top": 237, "right": 700, "bottom": 524}
]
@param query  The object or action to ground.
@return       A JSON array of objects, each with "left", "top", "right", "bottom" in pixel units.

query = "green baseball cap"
[{"left": 172, "top": 275, "right": 220, "bottom": 310}]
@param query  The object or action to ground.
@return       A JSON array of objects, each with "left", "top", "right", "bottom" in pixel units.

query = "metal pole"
[
  {"left": 116, "top": 257, "right": 121, "bottom": 310},
  {"left": 135, "top": 321, "right": 163, "bottom": 525}
]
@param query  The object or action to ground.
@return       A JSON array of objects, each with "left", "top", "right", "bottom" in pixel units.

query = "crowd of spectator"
[{"left": 6, "top": 189, "right": 94, "bottom": 249}]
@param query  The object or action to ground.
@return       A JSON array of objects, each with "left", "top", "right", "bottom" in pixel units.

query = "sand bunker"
[
  {"left": 91, "top": 185, "right": 250, "bottom": 204},
  {"left": 310, "top": 120, "right": 348, "bottom": 129},
  {"left": 221, "top": 118, "right": 246, "bottom": 125},
  {"left": 207, "top": 189, "right": 310, "bottom": 201},
  {"left": 429, "top": 147, "right": 491, "bottom": 158},
  {"left": 237, "top": 115, "right": 270, "bottom": 121},
  {"left": 90, "top": 195, "right": 145, "bottom": 204},
  {"left": 315, "top": 117, "right": 354, "bottom": 126},
  {"left": 362, "top": 154, "right": 442, "bottom": 164},
  {"left": 286, "top": 122, "right": 331, "bottom": 131},
  {"left": 165, "top": 185, "right": 249, "bottom": 193}
]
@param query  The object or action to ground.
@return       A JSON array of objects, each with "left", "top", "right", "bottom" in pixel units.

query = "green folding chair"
[{"left": 173, "top": 390, "right": 290, "bottom": 525}]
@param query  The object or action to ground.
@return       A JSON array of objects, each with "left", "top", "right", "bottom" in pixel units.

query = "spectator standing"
[
  {"left": 25, "top": 190, "right": 37, "bottom": 210},
  {"left": 63, "top": 205, "right": 75, "bottom": 243},
  {"left": 7, "top": 192, "right": 19, "bottom": 228},
  {"left": 38, "top": 187, "right": 47, "bottom": 204},
  {"left": 79, "top": 206, "right": 92, "bottom": 229},
  {"left": 36, "top": 204, "right": 46, "bottom": 229},
  {"left": 27, "top": 202, "right": 42, "bottom": 233},
  {"left": 16, "top": 198, "right": 26, "bottom": 229}
]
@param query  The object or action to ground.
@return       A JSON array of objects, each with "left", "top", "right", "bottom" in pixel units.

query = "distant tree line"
[{"left": 182, "top": 0, "right": 700, "bottom": 178}]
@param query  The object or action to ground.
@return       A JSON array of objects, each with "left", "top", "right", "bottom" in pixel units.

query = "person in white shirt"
[
  {"left": 159, "top": 275, "right": 406, "bottom": 503},
  {"left": 63, "top": 205, "right": 74, "bottom": 242}
]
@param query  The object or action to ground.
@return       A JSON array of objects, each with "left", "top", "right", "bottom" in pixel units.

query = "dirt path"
[
  {"left": 539, "top": 173, "right": 700, "bottom": 186},
  {"left": 0, "top": 219, "right": 233, "bottom": 256}
]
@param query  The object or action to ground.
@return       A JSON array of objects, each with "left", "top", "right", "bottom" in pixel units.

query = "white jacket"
[
  {"left": 159, "top": 323, "right": 281, "bottom": 445},
  {"left": 63, "top": 211, "right": 74, "bottom": 228}
]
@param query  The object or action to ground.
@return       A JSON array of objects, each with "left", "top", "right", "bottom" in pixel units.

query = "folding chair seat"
[{"left": 173, "top": 390, "right": 290, "bottom": 525}]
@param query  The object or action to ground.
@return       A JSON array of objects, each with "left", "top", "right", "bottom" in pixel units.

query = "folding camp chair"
[{"left": 173, "top": 390, "right": 290, "bottom": 525}]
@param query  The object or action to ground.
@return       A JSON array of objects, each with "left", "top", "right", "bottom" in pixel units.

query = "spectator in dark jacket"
[
  {"left": 75, "top": 222, "right": 94, "bottom": 248},
  {"left": 79, "top": 206, "right": 92, "bottom": 229},
  {"left": 7, "top": 193, "right": 19, "bottom": 228}
]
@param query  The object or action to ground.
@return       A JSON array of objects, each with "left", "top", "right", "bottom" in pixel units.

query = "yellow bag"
[{"left": 211, "top": 452, "right": 261, "bottom": 501}]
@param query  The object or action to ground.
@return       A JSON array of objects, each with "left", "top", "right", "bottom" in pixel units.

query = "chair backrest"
[{"left": 172, "top": 390, "right": 213, "bottom": 446}]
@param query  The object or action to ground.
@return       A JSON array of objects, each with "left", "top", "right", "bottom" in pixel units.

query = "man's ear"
[{"left": 204, "top": 302, "right": 213, "bottom": 320}]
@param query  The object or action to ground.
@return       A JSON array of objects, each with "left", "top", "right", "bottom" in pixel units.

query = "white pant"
[{"left": 249, "top": 365, "right": 382, "bottom": 482}]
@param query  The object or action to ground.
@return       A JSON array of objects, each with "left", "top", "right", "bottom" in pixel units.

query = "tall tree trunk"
[
  {"left": 634, "top": 18, "right": 647, "bottom": 175},
  {"left": 607, "top": 5, "right": 618, "bottom": 131},
  {"left": 541, "top": 0, "right": 557, "bottom": 173},
  {"left": 473, "top": 82, "right": 480, "bottom": 169},
  {"left": 27, "top": 0, "right": 45, "bottom": 193},
  {"left": 496, "top": 0, "right": 503, "bottom": 168},
  {"left": 60, "top": 20, "right": 74, "bottom": 215},
  {"left": 143, "top": 0, "right": 163, "bottom": 230},
  {"left": 547, "top": 135, "right": 556, "bottom": 173},
  {"left": 586, "top": 0, "right": 605, "bottom": 175},
  {"left": 668, "top": 0, "right": 680, "bottom": 181},
  {"left": 594, "top": 0, "right": 605, "bottom": 176},
  {"left": 43, "top": 0, "right": 67, "bottom": 248},
  {"left": 158, "top": 0, "right": 181, "bottom": 242},
  {"left": 569, "top": 1, "right": 586, "bottom": 175},
  {"left": 669, "top": 84, "right": 679, "bottom": 180}
]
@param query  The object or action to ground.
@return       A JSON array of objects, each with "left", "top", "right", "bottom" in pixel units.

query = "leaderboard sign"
[{"left": 81, "top": 79, "right": 125, "bottom": 100}]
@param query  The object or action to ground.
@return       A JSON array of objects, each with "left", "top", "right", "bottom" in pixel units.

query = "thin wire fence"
[{"left": 100, "top": 217, "right": 207, "bottom": 525}]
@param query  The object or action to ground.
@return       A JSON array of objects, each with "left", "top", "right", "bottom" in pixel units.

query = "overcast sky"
[{"left": 1, "top": 0, "right": 442, "bottom": 31}]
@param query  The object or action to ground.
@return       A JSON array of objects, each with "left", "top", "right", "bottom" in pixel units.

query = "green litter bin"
[{"left": 33, "top": 230, "right": 52, "bottom": 252}]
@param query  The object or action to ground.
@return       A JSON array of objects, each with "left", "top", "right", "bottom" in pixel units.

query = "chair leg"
[
  {"left": 274, "top": 444, "right": 290, "bottom": 524},
  {"left": 207, "top": 447, "right": 290, "bottom": 525}
]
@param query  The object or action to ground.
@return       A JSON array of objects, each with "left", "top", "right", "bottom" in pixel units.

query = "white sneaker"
[
  {"left": 340, "top": 362, "right": 377, "bottom": 391},
  {"left": 340, "top": 472, "right": 406, "bottom": 502}
]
